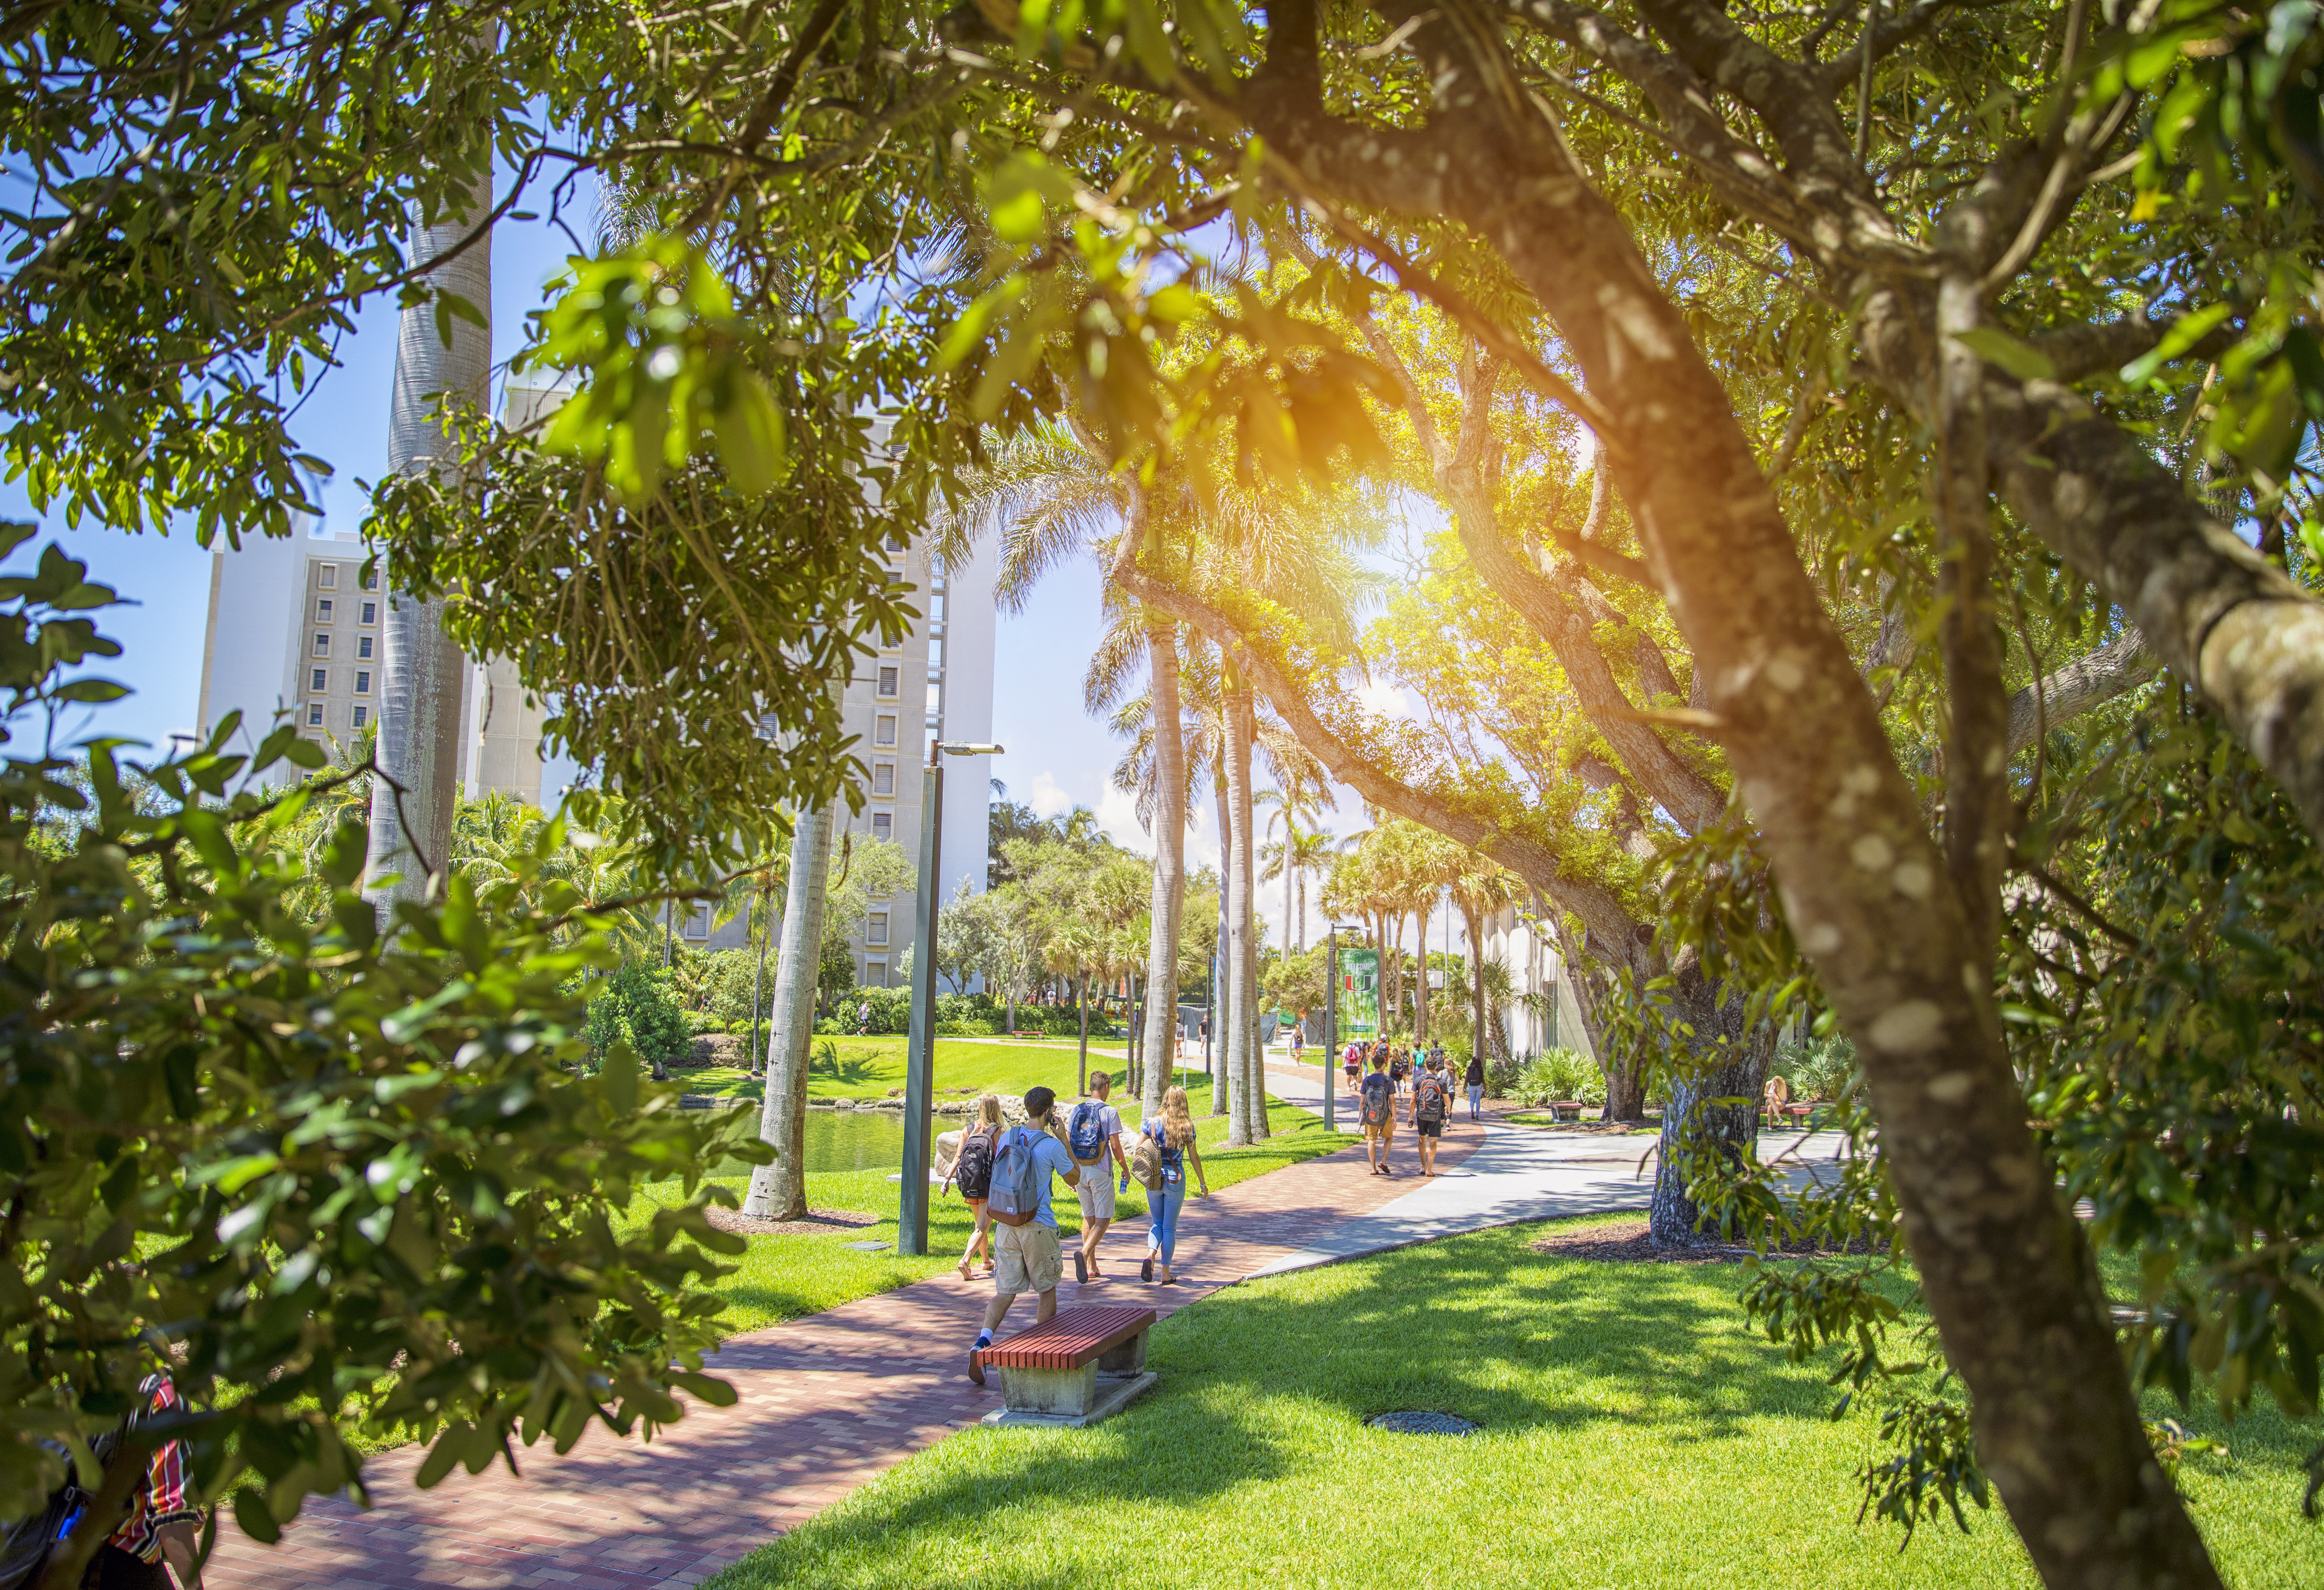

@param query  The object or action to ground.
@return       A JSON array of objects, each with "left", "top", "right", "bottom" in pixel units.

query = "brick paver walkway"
[{"left": 206, "top": 1105, "right": 1481, "bottom": 1589}]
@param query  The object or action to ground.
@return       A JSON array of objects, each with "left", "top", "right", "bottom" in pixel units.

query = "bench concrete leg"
[
  {"left": 997, "top": 1362, "right": 1100, "bottom": 1418},
  {"left": 1095, "top": 1329, "right": 1148, "bottom": 1377},
  {"left": 982, "top": 1371, "right": 1158, "bottom": 1430}
]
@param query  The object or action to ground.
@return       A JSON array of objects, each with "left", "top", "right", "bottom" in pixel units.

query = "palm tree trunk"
[
  {"left": 743, "top": 804, "right": 834, "bottom": 1221},
  {"left": 1416, "top": 899, "right": 1431, "bottom": 1045},
  {"left": 1210, "top": 772, "right": 1232, "bottom": 1119},
  {"left": 1224, "top": 678, "right": 1261, "bottom": 1145},
  {"left": 1282, "top": 841, "right": 1294, "bottom": 958},
  {"left": 365, "top": 176, "right": 489, "bottom": 921},
  {"left": 1077, "top": 971, "right": 1089, "bottom": 1095},
  {"left": 1141, "top": 618, "right": 1186, "bottom": 1122}
]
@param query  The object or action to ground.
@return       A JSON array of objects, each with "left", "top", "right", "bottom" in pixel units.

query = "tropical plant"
[{"left": 581, "top": 961, "right": 692, "bottom": 1080}]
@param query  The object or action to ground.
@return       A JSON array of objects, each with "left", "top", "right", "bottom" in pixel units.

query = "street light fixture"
[{"left": 898, "top": 739, "right": 1005, "bottom": 1257}]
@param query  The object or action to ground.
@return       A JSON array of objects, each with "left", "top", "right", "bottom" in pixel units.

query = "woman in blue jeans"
[{"left": 1140, "top": 1085, "right": 1208, "bottom": 1284}]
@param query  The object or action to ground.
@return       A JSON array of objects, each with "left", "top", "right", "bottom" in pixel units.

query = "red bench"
[{"left": 975, "top": 1304, "right": 1159, "bottom": 1427}]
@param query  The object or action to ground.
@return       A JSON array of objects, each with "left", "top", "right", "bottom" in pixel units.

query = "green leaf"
[
  {"left": 1951, "top": 327, "right": 2056, "bottom": 383},
  {"left": 2121, "top": 303, "right": 2237, "bottom": 385}
]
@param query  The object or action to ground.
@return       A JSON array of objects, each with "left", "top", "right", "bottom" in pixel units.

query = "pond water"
[{"left": 802, "top": 1108, "right": 907, "bottom": 1175}]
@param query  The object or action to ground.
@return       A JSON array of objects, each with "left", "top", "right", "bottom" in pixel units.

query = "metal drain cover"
[{"left": 1366, "top": 1411, "right": 1478, "bottom": 1436}]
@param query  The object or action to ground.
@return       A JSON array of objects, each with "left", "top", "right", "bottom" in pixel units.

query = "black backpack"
[
  {"left": 0, "top": 1422, "right": 130, "bottom": 1590},
  {"left": 953, "top": 1126, "right": 997, "bottom": 1200}
]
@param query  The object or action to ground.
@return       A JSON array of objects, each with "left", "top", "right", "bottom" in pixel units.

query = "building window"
[
  {"left": 867, "top": 911, "right": 889, "bottom": 946},
  {"left": 360, "top": 567, "right": 377, "bottom": 590},
  {"left": 316, "top": 598, "right": 333, "bottom": 622},
  {"left": 354, "top": 670, "right": 370, "bottom": 694},
  {"left": 872, "top": 762, "right": 894, "bottom": 796},
  {"left": 871, "top": 811, "right": 892, "bottom": 842},
  {"left": 357, "top": 635, "right": 373, "bottom": 659},
  {"left": 874, "top": 715, "right": 896, "bottom": 747},
  {"left": 306, "top": 703, "right": 323, "bottom": 727},
  {"left": 877, "top": 665, "right": 899, "bottom": 697},
  {"left": 312, "top": 633, "right": 329, "bottom": 656},
  {"left": 682, "top": 904, "right": 712, "bottom": 941},
  {"left": 352, "top": 705, "right": 367, "bottom": 728},
  {"left": 866, "top": 959, "right": 889, "bottom": 988},
  {"left": 318, "top": 565, "right": 337, "bottom": 589},
  {"left": 310, "top": 668, "right": 327, "bottom": 692},
  {"left": 360, "top": 601, "right": 377, "bottom": 624}
]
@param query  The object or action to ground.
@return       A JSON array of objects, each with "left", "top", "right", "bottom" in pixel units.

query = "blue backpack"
[
  {"left": 1067, "top": 1101, "right": 1109, "bottom": 1161},
  {"left": 987, "top": 1126, "right": 1048, "bottom": 1227}
]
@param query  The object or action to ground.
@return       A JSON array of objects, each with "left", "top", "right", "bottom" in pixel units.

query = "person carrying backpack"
[
  {"left": 1409, "top": 1054, "right": 1452, "bottom": 1176},
  {"left": 1359, "top": 1050, "right": 1398, "bottom": 1175},
  {"left": 948, "top": 1095, "right": 1004, "bottom": 1282},
  {"left": 1066, "top": 1071, "right": 1129, "bottom": 1284},
  {"left": 968, "top": 1087, "right": 1080, "bottom": 1384},
  {"left": 1390, "top": 1044, "right": 1412, "bottom": 1096},
  {"left": 1342, "top": 1040, "right": 1362, "bottom": 1094},
  {"left": 1, "top": 1374, "right": 204, "bottom": 1590},
  {"left": 1134, "top": 1085, "right": 1207, "bottom": 1284},
  {"left": 1464, "top": 1051, "right": 1486, "bottom": 1122}
]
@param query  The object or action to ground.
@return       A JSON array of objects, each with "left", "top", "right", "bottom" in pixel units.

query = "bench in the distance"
[{"left": 975, "top": 1304, "right": 1159, "bottom": 1429}]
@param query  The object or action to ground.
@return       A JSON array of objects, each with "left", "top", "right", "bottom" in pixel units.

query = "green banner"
[{"left": 1338, "top": 947, "right": 1380, "bottom": 1039}]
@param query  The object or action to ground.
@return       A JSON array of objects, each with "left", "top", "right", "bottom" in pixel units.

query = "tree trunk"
[
  {"left": 1223, "top": 678, "right": 1259, "bottom": 1146},
  {"left": 1416, "top": 899, "right": 1431, "bottom": 1044},
  {"left": 749, "top": 912, "right": 770, "bottom": 1078},
  {"left": 1077, "top": 972, "right": 1089, "bottom": 1096},
  {"left": 742, "top": 804, "right": 833, "bottom": 1222},
  {"left": 365, "top": 175, "right": 488, "bottom": 921},
  {"left": 1141, "top": 616, "right": 1186, "bottom": 1122},
  {"left": 1211, "top": 773, "right": 1232, "bottom": 1119},
  {"left": 1648, "top": 994, "right": 1771, "bottom": 1245}
]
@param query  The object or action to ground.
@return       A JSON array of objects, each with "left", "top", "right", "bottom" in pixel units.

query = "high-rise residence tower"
[{"left": 828, "top": 529, "right": 998, "bottom": 988}]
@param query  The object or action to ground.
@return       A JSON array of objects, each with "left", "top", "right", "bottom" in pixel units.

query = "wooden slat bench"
[{"left": 975, "top": 1304, "right": 1159, "bottom": 1429}]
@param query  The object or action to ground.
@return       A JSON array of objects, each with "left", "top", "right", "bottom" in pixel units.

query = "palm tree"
[
  {"left": 1044, "top": 921, "right": 1100, "bottom": 1095},
  {"left": 364, "top": 172, "right": 491, "bottom": 922},
  {"left": 1257, "top": 779, "right": 1327, "bottom": 957}
]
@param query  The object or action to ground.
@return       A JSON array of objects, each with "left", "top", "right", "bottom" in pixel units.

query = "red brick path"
[{"left": 206, "top": 1108, "right": 1480, "bottom": 1589}]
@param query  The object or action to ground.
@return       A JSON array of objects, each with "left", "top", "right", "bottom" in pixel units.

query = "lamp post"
[{"left": 898, "top": 739, "right": 1004, "bottom": 1257}]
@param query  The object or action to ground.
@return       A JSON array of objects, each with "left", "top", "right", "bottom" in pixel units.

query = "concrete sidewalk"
[{"left": 1250, "top": 1063, "right": 1853, "bottom": 1277}]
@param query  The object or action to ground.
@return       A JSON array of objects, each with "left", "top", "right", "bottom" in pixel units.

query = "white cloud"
[
  {"left": 1026, "top": 770, "right": 1071, "bottom": 819},
  {"left": 1095, "top": 784, "right": 1154, "bottom": 856},
  {"left": 1353, "top": 678, "right": 1416, "bottom": 722}
]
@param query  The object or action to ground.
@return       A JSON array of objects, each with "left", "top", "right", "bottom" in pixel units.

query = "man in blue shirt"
[{"left": 969, "top": 1086, "right": 1081, "bottom": 1383}]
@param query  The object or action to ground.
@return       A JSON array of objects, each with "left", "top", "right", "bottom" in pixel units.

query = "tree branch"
[{"left": 2006, "top": 630, "right": 2156, "bottom": 756}]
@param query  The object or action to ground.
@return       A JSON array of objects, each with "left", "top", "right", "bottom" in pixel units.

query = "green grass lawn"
[
  {"left": 630, "top": 1091, "right": 1353, "bottom": 1335},
  {"left": 700, "top": 1214, "right": 2319, "bottom": 1590},
  {"left": 676, "top": 1035, "right": 1191, "bottom": 1101}
]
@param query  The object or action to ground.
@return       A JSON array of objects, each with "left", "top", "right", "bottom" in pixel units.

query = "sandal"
[{"left": 1141, "top": 1257, "right": 1154, "bottom": 1282}]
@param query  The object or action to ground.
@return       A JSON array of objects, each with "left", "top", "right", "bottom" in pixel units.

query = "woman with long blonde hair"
[
  {"left": 1137, "top": 1085, "right": 1207, "bottom": 1284},
  {"left": 950, "top": 1094, "right": 1005, "bottom": 1281}
]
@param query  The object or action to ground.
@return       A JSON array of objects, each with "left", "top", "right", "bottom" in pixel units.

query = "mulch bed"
[
  {"left": 1528, "top": 1219, "right": 1874, "bottom": 1265},
  {"left": 704, "top": 1206, "right": 883, "bottom": 1238}
]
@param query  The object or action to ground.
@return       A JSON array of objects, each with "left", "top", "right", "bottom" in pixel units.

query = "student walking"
[
  {"left": 1359, "top": 1051, "right": 1398, "bottom": 1174},
  {"left": 1134, "top": 1085, "right": 1207, "bottom": 1284},
  {"left": 1342, "top": 1040, "right": 1363, "bottom": 1093},
  {"left": 950, "top": 1095, "right": 1004, "bottom": 1281},
  {"left": 1410, "top": 1054, "right": 1452, "bottom": 1177},
  {"left": 1464, "top": 1051, "right": 1486, "bottom": 1122},
  {"left": 968, "top": 1088, "right": 1081, "bottom": 1382},
  {"left": 1066, "top": 1071, "right": 1130, "bottom": 1284},
  {"left": 1390, "top": 1043, "right": 1412, "bottom": 1096}
]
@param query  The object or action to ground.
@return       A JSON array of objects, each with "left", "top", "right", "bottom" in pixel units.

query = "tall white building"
[{"left": 193, "top": 519, "right": 546, "bottom": 802}]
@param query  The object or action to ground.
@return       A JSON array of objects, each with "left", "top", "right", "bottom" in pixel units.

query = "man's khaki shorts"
[
  {"left": 992, "top": 1220, "right": 1064, "bottom": 1295},
  {"left": 1074, "top": 1166, "right": 1117, "bottom": 1221},
  {"left": 1364, "top": 1114, "right": 1396, "bottom": 1140}
]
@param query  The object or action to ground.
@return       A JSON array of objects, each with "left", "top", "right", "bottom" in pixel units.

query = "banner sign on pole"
[{"left": 1340, "top": 947, "right": 1380, "bottom": 1039}]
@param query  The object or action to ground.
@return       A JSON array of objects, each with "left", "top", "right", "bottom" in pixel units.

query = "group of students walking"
[
  {"left": 945, "top": 1074, "right": 1211, "bottom": 1384},
  {"left": 1340, "top": 1037, "right": 1487, "bottom": 1124}
]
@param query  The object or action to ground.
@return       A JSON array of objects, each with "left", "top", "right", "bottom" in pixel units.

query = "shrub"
[
  {"left": 583, "top": 961, "right": 693, "bottom": 1074},
  {"left": 1773, "top": 1032, "right": 1857, "bottom": 1103},
  {"left": 1514, "top": 1047, "right": 1605, "bottom": 1107}
]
